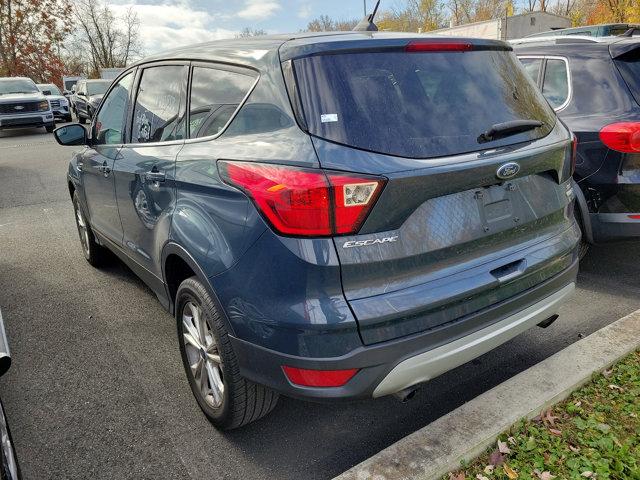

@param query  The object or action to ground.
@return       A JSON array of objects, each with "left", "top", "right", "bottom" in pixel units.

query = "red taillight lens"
[
  {"left": 282, "top": 366, "right": 359, "bottom": 387},
  {"left": 405, "top": 41, "right": 473, "bottom": 52},
  {"left": 599, "top": 122, "right": 640, "bottom": 154},
  {"left": 219, "top": 161, "right": 384, "bottom": 237},
  {"left": 629, "top": 215, "right": 640, "bottom": 220}
]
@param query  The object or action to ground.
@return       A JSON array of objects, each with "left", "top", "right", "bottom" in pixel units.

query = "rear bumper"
[
  {"left": 591, "top": 212, "right": 640, "bottom": 243},
  {"left": 230, "top": 256, "right": 578, "bottom": 401}
]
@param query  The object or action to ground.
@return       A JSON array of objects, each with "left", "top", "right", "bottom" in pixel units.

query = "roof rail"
[{"left": 510, "top": 35, "right": 612, "bottom": 45}]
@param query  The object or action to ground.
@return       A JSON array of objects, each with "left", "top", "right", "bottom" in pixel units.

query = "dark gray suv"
[{"left": 55, "top": 32, "right": 580, "bottom": 429}]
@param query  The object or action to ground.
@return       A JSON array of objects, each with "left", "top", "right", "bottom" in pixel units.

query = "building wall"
[
  {"left": 432, "top": 12, "right": 570, "bottom": 40},
  {"left": 433, "top": 19, "right": 501, "bottom": 39},
  {"left": 503, "top": 13, "right": 571, "bottom": 39}
]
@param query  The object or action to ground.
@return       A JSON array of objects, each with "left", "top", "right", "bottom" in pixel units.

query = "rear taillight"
[
  {"left": 405, "top": 40, "right": 473, "bottom": 52},
  {"left": 218, "top": 161, "right": 385, "bottom": 237},
  {"left": 282, "top": 366, "right": 359, "bottom": 387},
  {"left": 599, "top": 122, "right": 640, "bottom": 154}
]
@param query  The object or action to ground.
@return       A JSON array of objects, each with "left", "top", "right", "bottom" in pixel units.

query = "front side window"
[
  {"left": 519, "top": 58, "right": 543, "bottom": 84},
  {"left": 188, "top": 66, "right": 256, "bottom": 139},
  {"left": 542, "top": 59, "right": 570, "bottom": 109},
  {"left": 94, "top": 72, "right": 134, "bottom": 145},
  {"left": 132, "top": 65, "right": 187, "bottom": 143}
]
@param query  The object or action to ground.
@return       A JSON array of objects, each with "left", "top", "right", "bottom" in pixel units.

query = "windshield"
[
  {"left": 87, "top": 81, "right": 111, "bottom": 96},
  {"left": 38, "top": 84, "right": 61, "bottom": 95},
  {"left": 293, "top": 48, "right": 555, "bottom": 159},
  {"left": 0, "top": 79, "right": 39, "bottom": 95}
]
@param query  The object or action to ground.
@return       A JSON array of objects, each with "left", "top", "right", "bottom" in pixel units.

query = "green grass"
[{"left": 445, "top": 351, "right": 640, "bottom": 480}]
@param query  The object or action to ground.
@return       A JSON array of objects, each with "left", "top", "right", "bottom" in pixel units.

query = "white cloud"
[
  {"left": 237, "top": 0, "right": 281, "bottom": 20},
  {"left": 110, "top": 2, "right": 237, "bottom": 54},
  {"left": 297, "top": 3, "right": 312, "bottom": 19}
]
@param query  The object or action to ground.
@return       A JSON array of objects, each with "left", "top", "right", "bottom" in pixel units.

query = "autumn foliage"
[{"left": 0, "top": 0, "right": 72, "bottom": 87}]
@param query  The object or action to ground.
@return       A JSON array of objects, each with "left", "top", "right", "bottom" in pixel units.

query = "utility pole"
[{"left": 363, "top": 0, "right": 367, "bottom": 16}]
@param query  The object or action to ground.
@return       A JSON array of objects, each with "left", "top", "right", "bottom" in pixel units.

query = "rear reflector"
[
  {"left": 282, "top": 366, "right": 359, "bottom": 387},
  {"left": 219, "top": 161, "right": 384, "bottom": 237},
  {"left": 570, "top": 132, "right": 578, "bottom": 175},
  {"left": 599, "top": 122, "right": 640, "bottom": 154},
  {"left": 405, "top": 41, "right": 473, "bottom": 52}
]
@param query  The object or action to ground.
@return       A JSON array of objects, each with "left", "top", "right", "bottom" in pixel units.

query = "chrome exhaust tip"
[{"left": 393, "top": 387, "right": 418, "bottom": 403}]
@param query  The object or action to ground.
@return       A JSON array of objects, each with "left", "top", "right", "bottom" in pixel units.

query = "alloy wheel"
[{"left": 182, "top": 301, "right": 224, "bottom": 408}]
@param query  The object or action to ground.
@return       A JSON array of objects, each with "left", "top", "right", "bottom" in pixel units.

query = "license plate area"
[{"left": 476, "top": 183, "right": 520, "bottom": 233}]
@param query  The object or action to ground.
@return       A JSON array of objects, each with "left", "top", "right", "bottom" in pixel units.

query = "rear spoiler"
[{"left": 610, "top": 39, "right": 640, "bottom": 59}]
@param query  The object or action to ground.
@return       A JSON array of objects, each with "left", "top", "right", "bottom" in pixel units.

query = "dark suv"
[
  {"left": 514, "top": 36, "right": 640, "bottom": 245},
  {"left": 55, "top": 33, "right": 579, "bottom": 429}
]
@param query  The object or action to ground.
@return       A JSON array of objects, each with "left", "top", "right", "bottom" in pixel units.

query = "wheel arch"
[{"left": 161, "top": 242, "right": 236, "bottom": 336}]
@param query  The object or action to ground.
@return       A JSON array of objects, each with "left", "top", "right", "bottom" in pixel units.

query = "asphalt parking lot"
[{"left": 1, "top": 125, "right": 639, "bottom": 480}]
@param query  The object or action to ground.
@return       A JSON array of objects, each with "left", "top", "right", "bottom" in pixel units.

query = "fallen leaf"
[
  {"left": 498, "top": 439, "right": 512, "bottom": 454},
  {"left": 608, "top": 384, "right": 623, "bottom": 391},
  {"left": 449, "top": 473, "right": 465, "bottom": 480},
  {"left": 508, "top": 436, "right": 517, "bottom": 445},
  {"left": 476, "top": 475, "right": 489, "bottom": 480},
  {"left": 484, "top": 465, "right": 494, "bottom": 475},
  {"left": 549, "top": 428, "right": 562, "bottom": 436},
  {"left": 581, "top": 471, "right": 594, "bottom": 478},
  {"left": 569, "top": 445, "right": 580, "bottom": 453},
  {"left": 544, "top": 410, "right": 559, "bottom": 427},
  {"left": 535, "top": 471, "right": 556, "bottom": 480},
  {"left": 503, "top": 463, "right": 519, "bottom": 479},
  {"left": 574, "top": 401, "right": 582, "bottom": 407},
  {"left": 488, "top": 450, "right": 505, "bottom": 466}
]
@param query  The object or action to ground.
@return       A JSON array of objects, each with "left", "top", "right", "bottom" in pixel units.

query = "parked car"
[
  {"left": 0, "top": 77, "right": 54, "bottom": 133},
  {"left": 56, "top": 32, "right": 580, "bottom": 429},
  {"left": 513, "top": 36, "right": 640, "bottom": 248},
  {"left": 0, "top": 308, "right": 21, "bottom": 480},
  {"left": 525, "top": 23, "right": 640, "bottom": 38},
  {"left": 36, "top": 83, "right": 72, "bottom": 122},
  {"left": 72, "top": 79, "right": 111, "bottom": 124}
]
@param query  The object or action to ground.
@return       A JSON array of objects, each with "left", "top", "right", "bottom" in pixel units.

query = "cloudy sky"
[{"left": 109, "top": 0, "right": 371, "bottom": 54}]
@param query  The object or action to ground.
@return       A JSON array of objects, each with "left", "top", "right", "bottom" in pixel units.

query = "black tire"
[
  {"left": 176, "top": 277, "right": 278, "bottom": 430},
  {"left": 78, "top": 115, "right": 86, "bottom": 125},
  {"left": 45, "top": 124, "right": 54, "bottom": 133},
  {"left": 574, "top": 208, "right": 590, "bottom": 260},
  {"left": 65, "top": 114, "right": 73, "bottom": 122},
  {"left": 72, "top": 191, "right": 108, "bottom": 267}
]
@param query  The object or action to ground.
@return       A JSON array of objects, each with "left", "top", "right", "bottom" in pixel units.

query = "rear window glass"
[
  {"left": 293, "top": 49, "right": 555, "bottom": 159},
  {"left": 615, "top": 51, "right": 640, "bottom": 106}
]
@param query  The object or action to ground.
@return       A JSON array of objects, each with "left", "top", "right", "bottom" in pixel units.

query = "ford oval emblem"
[
  {"left": 496, "top": 162, "right": 520, "bottom": 180},
  {"left": 14, "top": 105, "right": 24, "bottom": 110}
]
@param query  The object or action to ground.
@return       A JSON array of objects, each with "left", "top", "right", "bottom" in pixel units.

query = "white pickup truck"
[{"left": 0, "top": 77, "right": 55, "bottom": 133}]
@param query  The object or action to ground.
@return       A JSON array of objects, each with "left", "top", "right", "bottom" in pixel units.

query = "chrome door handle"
[{"left": 145, "top": 170, "right": 166, "bottom": 182}]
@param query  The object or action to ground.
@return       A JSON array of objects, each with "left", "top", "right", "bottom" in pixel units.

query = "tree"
[
  {"left": 236, "top": 27, "right": 267, "bottom": 38},
  {"left": 377, "top": 0, "right": 446, "bottom": 32},
  {"left": 70, "top": 0, "right": 143, "bottom": 77},
  {"left": 450, "top": 0, "right": 508, "bottom": 24},
  {"left": 305, "top": 15, "right": 358, "bottom": 31},
  {"left": 0, "top": 0, "right": 72, "bottom": 84}
]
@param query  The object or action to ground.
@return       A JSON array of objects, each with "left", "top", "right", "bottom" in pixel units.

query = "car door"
[
  {"left": 81, "top": 71, "right": 135, "bottom": 243},
  {"left": 113, "top": 63, "right": 187, "bottom": 278}
]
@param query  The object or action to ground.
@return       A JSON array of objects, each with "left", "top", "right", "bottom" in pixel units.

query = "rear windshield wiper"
[{"left": 477, "top": 119, "right": 544, "bottom": 144}]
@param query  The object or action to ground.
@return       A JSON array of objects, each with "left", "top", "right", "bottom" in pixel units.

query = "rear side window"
[
  {"left": 615, "top": 50, "right": 640, "bottom": 106},
  {"left": 188, "top": 67, "right": 256, "bottom": 139},
  {"left": 520, "top": 58, "right": 542, "bottom": 83},
  {"left": 132, "top": 65, "right": 187, "bottom": 143},
  {"left": 293, "top": 49, "right": 555, "bottom": 159},
  {"left": 542, "top": 59, "right": 570, "bottom": 109}
]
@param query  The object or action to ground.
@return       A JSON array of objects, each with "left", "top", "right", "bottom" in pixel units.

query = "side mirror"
[
  {"left": 42, "top": 90, "right": 52, "bottom": 96},
  {"left": 54, "top": 124, "right": 87, "bottom": 146}
]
